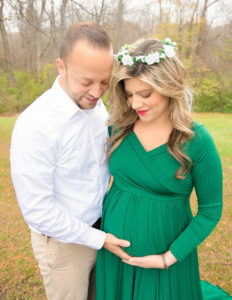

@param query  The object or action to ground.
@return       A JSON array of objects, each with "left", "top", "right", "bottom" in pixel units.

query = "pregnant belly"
[{"left": 102, "top": 185, "right": 189, "bottom": 257}]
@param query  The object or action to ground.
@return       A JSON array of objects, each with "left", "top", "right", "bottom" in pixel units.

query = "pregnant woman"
[{"left": 96, "top": 38, "right": 223, "bottom": 300}]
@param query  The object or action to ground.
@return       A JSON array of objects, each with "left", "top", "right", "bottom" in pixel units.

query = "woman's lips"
[{"left": 137, "top": 110, "right": 148, "bottom": 116}]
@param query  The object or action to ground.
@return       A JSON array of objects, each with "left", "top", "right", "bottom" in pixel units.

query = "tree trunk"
[
  {"left": 60, "top": 0, "right": 68, "bottom": 41},
  {"left": 196, "top": 0, "right": 219, "bottom": 56},
  {"left": 0, "top": 0, "right": 14, "bottom": 86}
]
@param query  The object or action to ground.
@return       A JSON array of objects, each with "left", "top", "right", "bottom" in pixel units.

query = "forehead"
[
  {"left": 66, "top": 39, "right": 113, "bottom": 80},
  {"left": 124, "top": 77, "right": 153, "bottom": 91}
]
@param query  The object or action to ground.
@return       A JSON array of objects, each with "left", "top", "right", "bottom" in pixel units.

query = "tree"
[{"left": 0, "top": 0, "right": 14, "bottom": 86}]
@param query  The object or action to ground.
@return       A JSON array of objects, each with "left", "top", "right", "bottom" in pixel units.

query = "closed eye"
[
  {"left": 81, "top": 82, "right": 91, "bottom": 87},
  {"left": 126, "top": 93, "right": 132, "bottom": 98},
  {"left": 102, "top": 81, "right": 110, "bottom": 86},
  {"left": 141, "top": 94, "right": 151, "bottom": 98}
]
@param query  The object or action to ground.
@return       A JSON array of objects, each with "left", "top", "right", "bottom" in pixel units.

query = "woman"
[{"left": 96, "top": 38, "right": 223, "bottom": 300}]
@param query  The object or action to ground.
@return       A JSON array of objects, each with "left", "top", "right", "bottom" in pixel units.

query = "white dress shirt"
[{"left": 10, "top": 77, "right": 110, "bottom": 249}]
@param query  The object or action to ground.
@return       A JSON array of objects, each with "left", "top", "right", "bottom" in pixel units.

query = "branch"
[
  {"left": 10, "top": 0, "right": 50, "bottom": 39},
  {"left": 190, "top": 0, "right": 199, "bottom": 24},
  {"left": 70, "top": 0, "right": 97, "bottom": 18},
  {"left": 0, "top": 0, "right": 4, "bottom": 12},
  {"left": 207, "top": 0, "right": 219, "bottom": 9},
  {"left": 38, "top": 0, "right": 46, "bottom": 23},
  {"left": 39, "top": 41, "right": 50, "bottom": 59}
]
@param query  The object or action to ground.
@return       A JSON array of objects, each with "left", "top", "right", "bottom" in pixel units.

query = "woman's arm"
[{"left": 123, "top": 124, "right": 223, "bottom": 268}]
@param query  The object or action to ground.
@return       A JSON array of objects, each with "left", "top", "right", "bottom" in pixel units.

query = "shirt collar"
[{"left": 51, "top": 76, "right": 81, "bottom": 119}]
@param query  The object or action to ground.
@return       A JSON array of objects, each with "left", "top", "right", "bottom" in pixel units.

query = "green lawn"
[
  {"left": 192, "top": 114, "right": 232, "bottom": 295},
  {"left": 0, "top": 114, "right": 231, "bottom": 299}
]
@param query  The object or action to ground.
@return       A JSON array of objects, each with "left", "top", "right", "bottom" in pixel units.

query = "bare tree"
[
  {"left": 60, "top": 0, "right": 68, "bottom": 40},
  {"left": 196, "top": 0, "right": 219, "bottom": 55},
  {"left": 35, "top": 0, "right": 47, "bottom": 74},
  {"left": 12, "top": 0, "right": 48, "bottom": 74},
  {"left": 113, "top": 0, "right": 125, "bottom": 50},
  {"left": 0, "top": 0, "right": 14, "bottom": 85},
  {"left": 185, "top": 0, "right": 199, "bottom": 58},
  {"left": 0, "top": 0, "right": 231, "bottom": 82}
]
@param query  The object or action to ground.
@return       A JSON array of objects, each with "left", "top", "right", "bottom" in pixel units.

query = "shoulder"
[
  {"left": 12, "top": 90, "right": 66, "bottom": 145},
  {"left": 186, "top": 121, "right": 220, "bottom": 163},
  {"left": 191, "top": 121, "right": 215, "bottom": 147},
  {"left": 16, "top": 88, "right": 52, "bottom": 120}
]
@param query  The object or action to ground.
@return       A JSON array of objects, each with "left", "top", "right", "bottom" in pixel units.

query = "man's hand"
[{"left": 103, "top": 233, "right": 131, "bottom": 260}]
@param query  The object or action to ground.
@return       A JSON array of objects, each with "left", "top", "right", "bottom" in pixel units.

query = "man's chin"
[
  {"left": 73, "top": 99, "right": 98, "bottom": 110},
  {"left": 83, "top": 103, "right": 97, "bottom": 110}
]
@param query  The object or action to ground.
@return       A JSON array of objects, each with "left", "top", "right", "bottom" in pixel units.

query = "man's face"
[{"left": 56, "top": 39, "right": 113, "bottom": 110}]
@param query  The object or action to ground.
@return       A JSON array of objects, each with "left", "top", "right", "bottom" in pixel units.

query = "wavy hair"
[{"left": 108, "top": 38, "right": 194, "bottom": 179}]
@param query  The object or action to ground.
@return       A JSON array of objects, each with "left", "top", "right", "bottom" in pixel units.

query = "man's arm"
[{"left": 10, "top": 117, "right": 131, "bottom": 258}]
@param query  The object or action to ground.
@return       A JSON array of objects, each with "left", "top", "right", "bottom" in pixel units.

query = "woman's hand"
[{"left": 122, "top": 250, "right": 177, "bottom": 269}]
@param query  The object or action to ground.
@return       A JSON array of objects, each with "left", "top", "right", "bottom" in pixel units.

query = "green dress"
[{"left": 96, "top": 122, "right": 224, "bottom": 300}]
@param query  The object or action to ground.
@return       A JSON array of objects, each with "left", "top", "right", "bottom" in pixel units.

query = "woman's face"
[{"left": 124, "top": 77, "right": 170, "bottom": 124}]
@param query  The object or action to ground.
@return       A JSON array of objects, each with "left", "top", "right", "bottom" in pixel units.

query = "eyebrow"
[
  {"left": 125, "top": 88, "right": 153, "bottom": 94},
  {"left": 80, "top": 78, "right": 91, "bottom": 82},
  {"left": 80, "top": 77, "right": 111, "bottom": 82}
]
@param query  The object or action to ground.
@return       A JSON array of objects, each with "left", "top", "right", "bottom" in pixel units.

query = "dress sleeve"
[{"left": 169, "top": 125, "right": 223, "bottom": 262}]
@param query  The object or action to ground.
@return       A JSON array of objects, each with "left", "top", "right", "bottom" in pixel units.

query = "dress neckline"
[{"left": 131, "top": 130, "right": 167, "bottom": 156}]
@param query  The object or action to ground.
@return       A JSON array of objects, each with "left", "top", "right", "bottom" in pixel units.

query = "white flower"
[
  {"left": 135, "top": 55, "right": 144, "bottom": 62},
  {"left": 119, "top": 49, "right": 128, "bottom": 55},
  {"left": 145, "top": 52, "right": 160, "bottom": 65},
  {"left": 121, "top": 55, "right": 134, "bottom": 66},
  {"left": 160, "top": 53, "right": 166, "bottom": 59},
  {"left": 118, "top": 45, "right": 129, "bottom": 55},
  {"left": 163, "top": 45, "right": 175, "bottom": 58},
  {"left": 164, "top": 37, "right": 171, "bottom": 43}
]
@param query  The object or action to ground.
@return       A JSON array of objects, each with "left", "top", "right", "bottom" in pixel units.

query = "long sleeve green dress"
[{"left": 95, "top": 122, "right": 223, "bottom": 300}]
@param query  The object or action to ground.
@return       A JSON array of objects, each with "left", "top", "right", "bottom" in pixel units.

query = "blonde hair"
[{"left": 108, "top": 38, "right": 194, "bottom": 179}]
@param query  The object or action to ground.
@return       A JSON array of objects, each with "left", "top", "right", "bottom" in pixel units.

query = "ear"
[{"left": 56, "top": 58, "right": 66, "bottom": 76}]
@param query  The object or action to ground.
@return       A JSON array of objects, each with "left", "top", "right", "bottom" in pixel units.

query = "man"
[{"left": 10, "top": 22, "right": 130, "bottom": 300}]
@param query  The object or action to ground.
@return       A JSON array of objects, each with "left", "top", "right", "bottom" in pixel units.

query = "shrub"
[
  {"left": 0, "top": 65, "right": 57, "bottom": 114},
  {"left": 192, "top": 74, "right": 232, "bottom": 113}
]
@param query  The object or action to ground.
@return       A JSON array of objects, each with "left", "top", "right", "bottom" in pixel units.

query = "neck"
[{"left": 138, "top": 112, "right": 172, "bottom": 131}]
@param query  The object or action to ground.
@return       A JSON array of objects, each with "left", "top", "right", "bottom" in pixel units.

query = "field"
[{"left": 0, "top": 113, "right": 231, "bottom": 299}]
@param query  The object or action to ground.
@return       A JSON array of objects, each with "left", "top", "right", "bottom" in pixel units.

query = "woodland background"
[{"left": 0, "top": 0, "right": 232, "bottom": 113}]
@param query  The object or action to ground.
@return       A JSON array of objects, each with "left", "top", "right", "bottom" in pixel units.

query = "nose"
[
  {"left": 130, "top": 96, "right": 142, "bottom": 110},
  {"left": 89, "top": 84, "right": 103, "bottom": 99}
]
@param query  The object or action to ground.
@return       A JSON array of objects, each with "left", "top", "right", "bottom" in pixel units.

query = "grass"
[
  {"left": 0, "top": 117, "right": 45, "bottom": 299},
  {"left": 0, "top": 113, "right": 231, "bottom": 299},
  {"left": 191, "top": 113, "right": 232, "bottom": 295}
]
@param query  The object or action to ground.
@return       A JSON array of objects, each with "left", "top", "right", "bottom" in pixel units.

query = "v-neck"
[{"left": 130, "top": 130, "right": 167, "bottom": 156}]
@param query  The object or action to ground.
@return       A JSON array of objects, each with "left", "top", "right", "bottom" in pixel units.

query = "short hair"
[{"left": 60, "top": 22, "right": 112, "bottom": 61}]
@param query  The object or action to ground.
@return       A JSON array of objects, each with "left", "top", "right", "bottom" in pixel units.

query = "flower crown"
[{"left": 114, "top": 38, "right": 177, "bottom": 67}]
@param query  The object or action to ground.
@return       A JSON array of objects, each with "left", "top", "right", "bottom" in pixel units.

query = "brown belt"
[{"left": 92, "top": 218, "right": 101, "bottom": 229}]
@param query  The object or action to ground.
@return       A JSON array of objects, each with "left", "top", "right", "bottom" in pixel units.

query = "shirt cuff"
[{"left": 85, "top": 227, "right": 106, "bottom": 250}]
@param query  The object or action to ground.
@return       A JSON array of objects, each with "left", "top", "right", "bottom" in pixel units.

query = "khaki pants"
[{"left": 31, "top": 230, "right": 97, "bottom": 300}]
